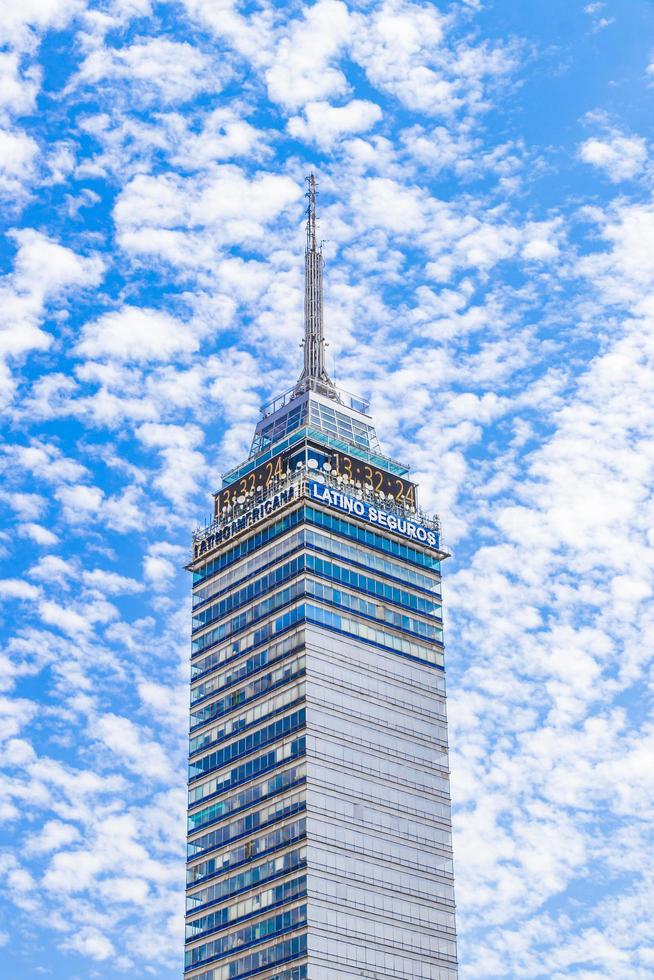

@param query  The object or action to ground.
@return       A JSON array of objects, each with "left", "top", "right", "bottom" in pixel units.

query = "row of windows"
[
  {"left": 194, "top": 571, "right": 442, "bottom": 665},
  {"left": 305, "top": 842, "right": 455, "bottom": 905},
  {"left": 193, "top": 530, "right": 305, "bottom": 610},
  {"left": 256, "top": 403, "right": 307, "bottom": 451},
  {"left": 305, "top": 552, "right": 441, "bottom": 617},
  {"left": 188, "top": 736, "right": 306, "bottom": 809},
  {"left": 310, "top": 879, "right": 456, "bottom": 934},
  {"left": 309, "top": 403, "right": 379, "bottom": 450},
  {"left": 193, "top": 594, "right": 444, "bottom": 697},
  {"left": 187, "top": 876, "right": 307, "bottom": 941},
  {"left": 198, "top": 598, "right": 444, "bottom": 683},
  {"left": 187, "top": 847, "right": 306, "bottom": 913},
  {"left": 309, "top": 940, "right": 455, "bottom": 980},
  {"left": 308, "top": 642, "right": 446, "bottom": 705},
  {"left": 191, "top": 628, "right": 302, "bottom": 695},
  {"left": 185, "top": 903, "right": 307, "bottom": 968},
  {"left": 193, "top": 511, "right": 303, "bottom": 586},
  {"left": 191, "top": 500, "right": 440, "bottom": 591},
  {"left": 189, "top": 934, "right": 307, "bottom": 980},
  {"left": 189, "top": 710, "right": 306, "bottom": 784},
  {"left": 193, "top": 520, "right": 441, "bottom": 622},
  {"left": 305, "top": 603, "right": 444, "bottom": 669},
  {"left": 190, "top": 682, "right": 305, "bottom": 757},
  {"left": 191, "top": 651, "right": 303, "bottom": 732},
  {"left": 305, "top": 578, "right": 443, "bottom": 643},
  {"left": 193, "top": 557, "right": 303, "bottom": 633},
  {"left": 307, "top": 909, "right": 456, "bottom": 961},
  {"left": 308, "top": 680, "right": 447, "bottom": 746},
  {"left": 309, "top": 763, "right": 452, "bottom": 829},
  {"left": 304, "top": 527, "right": 441, "bottom": 595},
  {"left": 194, "top": 547, "right": 441, "bottom": 642},
  {"left": 310, "top": 702, "right": 449, "bottom": 771},
  {"left": 310, "top": 816, "right": 454, "bottom": 878},
  {"left": 187, "top": 765, "right": 305, "bottom": 840},
  {"left": 309, "top": 728, "right": 450, "bottom": 799},
  {"left": 187, "top": 818, "right": 307, "bottom": 887},
  {"left": 192, "top": 580, "right": 305, "bottom": 656},
  {"left": 305, "top": 506, "right": 441, "bottom": 571},
  {"left": 192, "top": 612, "right": 304, "bottom": 697}
]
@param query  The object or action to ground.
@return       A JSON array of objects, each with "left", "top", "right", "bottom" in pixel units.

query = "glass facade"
[
  {"left": 186, "top": 393, "right": 457, "bottom": 980},
  {"left": 249, "top": 390, "right": 381, "bottom": 459}
]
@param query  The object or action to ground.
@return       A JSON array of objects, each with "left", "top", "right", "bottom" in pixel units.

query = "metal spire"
[{"left": 296, "top": 174, "right": 336, "bottom": 398}]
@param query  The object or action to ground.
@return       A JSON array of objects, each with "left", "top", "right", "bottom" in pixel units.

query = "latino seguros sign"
[{"left": 307, "top": 480, "right": 439, "bottom": 550}]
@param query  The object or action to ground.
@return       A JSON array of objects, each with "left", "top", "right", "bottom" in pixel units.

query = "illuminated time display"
[
  {"left": 330, "top": 450, "right": 416, "bottom": 507},
  {"left": 215, "top": 444, "right": 417, "bottom": 515},
  {"left": 215, "top": 450, "right": 292, "bottom": 515}
]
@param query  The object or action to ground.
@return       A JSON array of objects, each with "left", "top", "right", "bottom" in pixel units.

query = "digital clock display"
[
  {"left": 215, "top": 444, "right": 417, "bottom": 515},
  {"left": 329, "top": 450, "right": 416, "bottom": 508},
  {"left": 215, "top": 450, "right": 293, "bottom": 515}
]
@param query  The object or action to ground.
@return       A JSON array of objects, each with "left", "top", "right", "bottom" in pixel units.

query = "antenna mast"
[{"left": 296, "top": 173, "right": 336, "bottom": 398}]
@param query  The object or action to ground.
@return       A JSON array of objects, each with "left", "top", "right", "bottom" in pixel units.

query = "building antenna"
[{"left": 295, "top": 173, "right": 337, "bottom": 399}]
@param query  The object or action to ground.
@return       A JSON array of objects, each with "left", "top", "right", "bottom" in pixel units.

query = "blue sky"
[{"left": 1, "top": 0, "right": 654, "bottom": 977}]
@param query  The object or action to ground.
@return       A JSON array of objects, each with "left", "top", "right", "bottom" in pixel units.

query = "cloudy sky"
[{"left": 1, "top": 0, "right": 654, "bottom": 977}]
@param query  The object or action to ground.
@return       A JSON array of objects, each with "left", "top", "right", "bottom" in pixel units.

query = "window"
[{"left": 184, "top": 904, "right": 307, "bottom": 968}]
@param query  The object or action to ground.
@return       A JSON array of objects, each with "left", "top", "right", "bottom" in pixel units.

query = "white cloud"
[
  {"left": 64, "top": 927, "right": 115, "bottom": 962},
  {"left": 179, "top": 0, "right": 274, "bottom": 68},
  {"left": 521, "top": 219, "right": 563, "bottom": 261},
  {"left": 29, "top": 555, "right": 76, "bottom": 584},
  {"left": 138, "top": 680, "right": 188, "bottom": 731},
  {"left": 136, "top": 422, "right": 203, "bottom": 450},
  {"left": 76, "top": 306, "right": 199, "bottom": 363},
  {"left": 26, "top": 820, "right": 80, "bottom": 855},
  {"left": 0, "top": 491, "right": 47, "bottom": 520},
  {"left": 38, "top": 600, "right": 93, "bottom": 636},
  {"left": 0, "top": 52, "right": 40, "bottom": 118},
  {"left": 18, "top": 523, "right": 59, "bottom": 546},
  {"left": 1, "top": 440, "right": 89, "bottom": 484},
  {"left": 114, "top": 165, "right": 301, "bottom": 264},
  {"left": 0, "top": 128, "right": 38, "bottom": 196},
  {"left": 82, "top": 569, "right": 143, "bottom": 595},
  {"left": 55, "top": 484, "right": 103, "bottom": 523},
  {"left": 9, "top": 229, "right": 105, "bottom": 299},
  {"left": 95, "top": 714, "right": 175, "bottom": 781},
  {"left": 401, "top": 124, "right": 478, "bottom": 174},
  {"left": 288, "top": 99, "right": 383, "bottom": 148},
  {"left": 351, "top": 0, "right": 514, "bottom": 116},
  {"left": 579, "top": 133, "right": 648, "bottom": 181},
  {"left": 0, "top": 579, "right": 40, "bottom": 601},
  {"left": 133, "top": 423, "right": 207, "bottom": 506},
  {"left": 0, "top": 230, "right": 104, "bottom": 406},
  {"left": 169, "top": 108, "right": 267, "bottom": 170},
  {"left": 578, "top": 202, "right": 654, "bottom": 306},
  {"left": 75, "top": 37, "right": 220, "bottom": 105},
  {"left": 143, "top": 554, "right": 175, "bottom": 589},
  {"left": 266, "top": 0, "right": 352, "bottom": 110},
  {"left": 0, "top": 0, "right": 86, "bottom": 49}
]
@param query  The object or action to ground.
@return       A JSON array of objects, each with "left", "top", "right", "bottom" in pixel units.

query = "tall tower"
[{"left": 184, "top": 177, "right": 458, "bottom": 980}]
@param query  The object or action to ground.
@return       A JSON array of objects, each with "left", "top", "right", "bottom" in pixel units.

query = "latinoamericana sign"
[{"left": 193, "top": 486, "right": 296, "bottom": 559}]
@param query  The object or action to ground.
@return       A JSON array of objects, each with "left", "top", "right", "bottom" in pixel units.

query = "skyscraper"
[{"left": 185, "top": 177, "right": 458, "bottom": 980}]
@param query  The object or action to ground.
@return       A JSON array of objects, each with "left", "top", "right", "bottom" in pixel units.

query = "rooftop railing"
[{"left": 259, "top": 381, "right": 370, "bottom": 420}]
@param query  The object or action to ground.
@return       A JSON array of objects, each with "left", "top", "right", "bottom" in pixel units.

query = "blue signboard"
[{"left": 307, "top": 480, "right": 439, "bottom": 549}]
